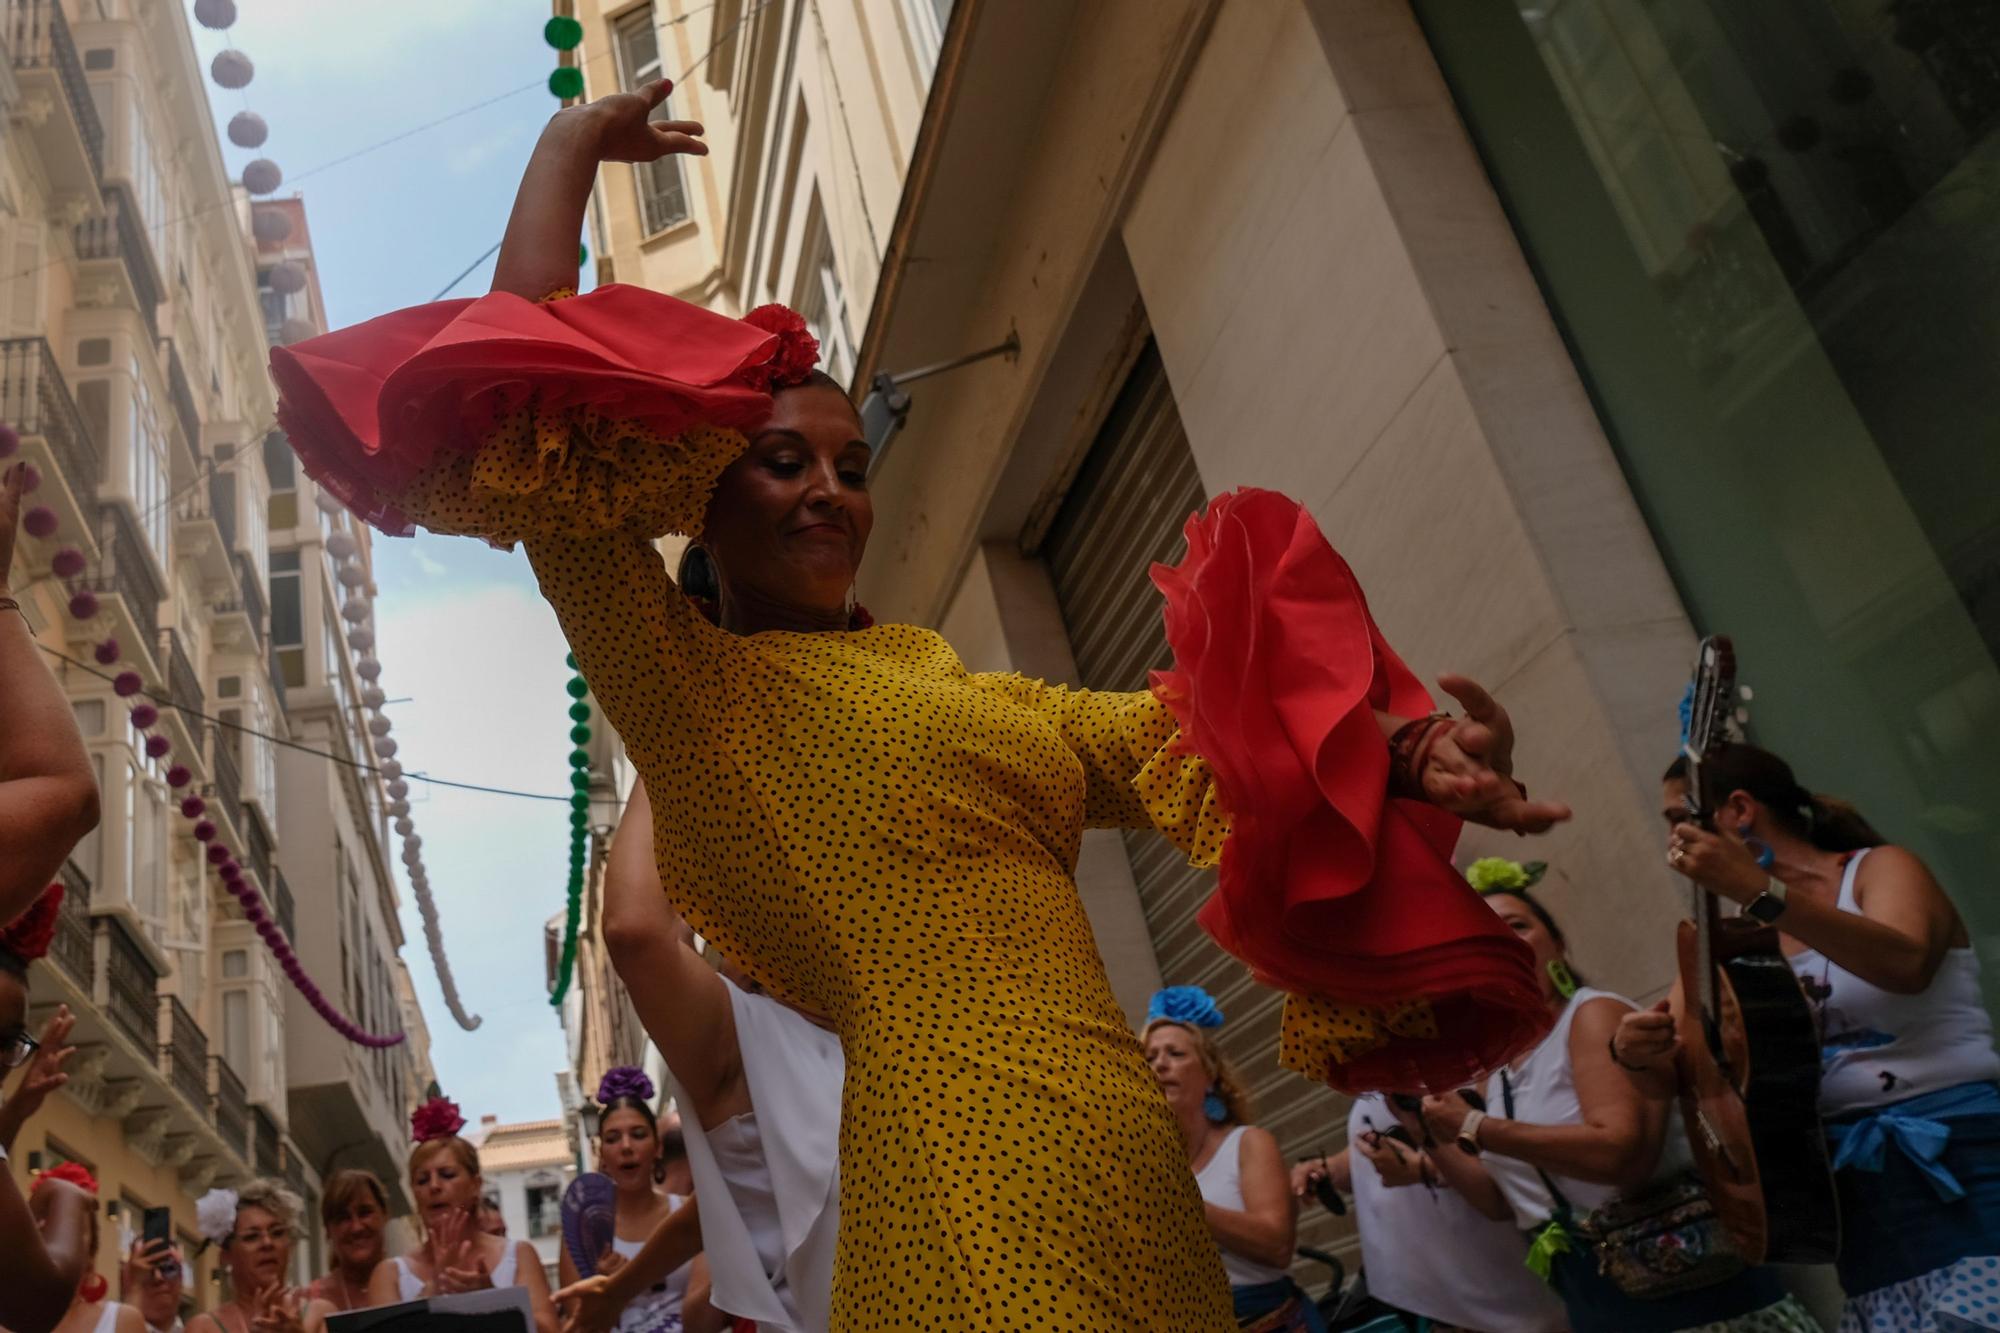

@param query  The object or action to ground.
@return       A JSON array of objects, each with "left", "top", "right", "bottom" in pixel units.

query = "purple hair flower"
[{"left": 595, "top": 1065, "right": 655, "bottom": 1105}]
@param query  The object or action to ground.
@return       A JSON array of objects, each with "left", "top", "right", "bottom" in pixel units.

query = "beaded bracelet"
[{"left": 1388, "top": 712, "right": 1453, "bottom": 800}]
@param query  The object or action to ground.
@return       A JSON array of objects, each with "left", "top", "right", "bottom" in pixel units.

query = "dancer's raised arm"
[{"left": 492, "top": 82, "right": 705, "bottom": 302}]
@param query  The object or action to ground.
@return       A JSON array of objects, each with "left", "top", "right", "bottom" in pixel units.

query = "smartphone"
[{"left": 141, "top": 1207, "right": 177, "bottom": 1279}]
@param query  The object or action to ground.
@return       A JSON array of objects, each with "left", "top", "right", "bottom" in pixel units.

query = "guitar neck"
[{"left": 1694, "top": 882, "right": 1725, "bottom": 1019}]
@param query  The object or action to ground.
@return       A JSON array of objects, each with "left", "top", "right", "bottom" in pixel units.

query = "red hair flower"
[
  {"left": 739, "top": 304, "right": 820, "bottom": 390},
  {"left": 33, "top": 1160, "right": 99, "bottom": 1196},
  {"left": 0, "top": 884, "right": 63, "bottom": 965},
  {"left": 410, "top": 1095, "right": 466, "bottom": 1144}
]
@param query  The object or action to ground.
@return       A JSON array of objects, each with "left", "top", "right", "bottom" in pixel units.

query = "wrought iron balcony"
[
  {"left": 97, "top": 914, "right": 160, "bottom": 1060},
  {"left": 207, "top": 726, "right": 243, "bottom": 835},
  {"left": 241, "top": 810, "right": 273, "bottom": 897},
  {"left": 50, "top": 860, "right": 92, "bottom": 990},
  {"left": 162, "top": 340, "right": 202, "bottom": 470},
  {"left": 159, "top": 628, "right": 204, "bottom": 723},
  {"left": 160, "top": 994, "right": 208, "bottom": 1114},
  {"left": 89, "top": 503, "right": 165, "bottom": 647},
  {"left": 273, "top": 869, "right": 295, "bottom": 944},
  {"left": 73, "top": 186, "right": 161, "bottom": 336},
  {"left": 211, "top": 1054, "right": 251, "bottom": 1161},
  {"left": 0, "top": 337, "right": 100, "bottom": 513},
  {"left": 3, "top": 0, "right": 106, "bottom": 185},
  {"left": 253, "top": 1105, "right": 282, "bottom": 1177},
  {"left": 233, "top": 552, "right": 267, "bottom": 648}
]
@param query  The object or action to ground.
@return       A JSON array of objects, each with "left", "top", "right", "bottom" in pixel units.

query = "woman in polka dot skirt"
[{"left": 270, "top": 83, "right": 1571, "bottom": 1331}]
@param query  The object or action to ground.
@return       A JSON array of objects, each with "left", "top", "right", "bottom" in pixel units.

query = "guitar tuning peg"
[
  {"left": 1738, "top": 685, "right": 1753, "bottom": 701},
  {"left": 1734, "top": 708, "right": 1751, "bottom": 726}
]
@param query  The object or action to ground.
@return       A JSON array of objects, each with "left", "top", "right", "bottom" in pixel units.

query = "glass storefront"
[{"left": 1416, "top": 2, "right": 2000, "bottom": 992}]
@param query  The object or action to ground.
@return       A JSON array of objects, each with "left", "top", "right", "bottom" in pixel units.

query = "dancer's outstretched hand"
[
  {"left": 583, "top": 80, "right": 706, "bottom": 165},
  {"left": 1419, "top": 674, "right": 1571, "bottom": 835}
]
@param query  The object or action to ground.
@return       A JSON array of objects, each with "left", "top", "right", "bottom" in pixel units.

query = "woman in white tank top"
[
  {"left": 556, "top": 781, "right": 841, "bottom": 1333},
  {"left": 1142, "top": 987, "right": 1324, "bottom": 1332},
  {"left": 1621, "top": 742, "right": 2000, "bottom": 1333},
  {"left": 554, "top": 1065, "right": 712, "bottom": 1333}
]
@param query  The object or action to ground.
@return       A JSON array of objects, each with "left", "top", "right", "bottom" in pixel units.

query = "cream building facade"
[
  {"left": 3, "top": 0, "right": 431, "bottom": 1302},
  {"left": 470, "top": 1112, "right": 575, "bottom": 1291}
]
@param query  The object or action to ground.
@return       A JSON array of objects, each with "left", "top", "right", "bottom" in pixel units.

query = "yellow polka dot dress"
[{"left": 381, "top": 397, "right": 1237, "bottom": 1327}]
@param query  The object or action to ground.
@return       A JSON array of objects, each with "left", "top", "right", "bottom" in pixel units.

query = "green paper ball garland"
[
  {"left": 549, "top": 656, "right": 593, "bottom": 1007},
  {"left": 545, "top": 16, "right": 584, "bottom": 50},
  {"left": 549, "top": 65, "right": 584, "bottom": 101}
]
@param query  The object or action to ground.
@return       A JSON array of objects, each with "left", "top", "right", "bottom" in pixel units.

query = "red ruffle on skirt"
[
  {"left": 1151, "top": 488, "right": 1547, "bottom": 1092},
  {"left": 268, "top": 284, "right": 781, "bottom": 535}
]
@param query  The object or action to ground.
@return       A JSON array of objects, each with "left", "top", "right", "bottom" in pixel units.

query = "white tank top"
[
  {"left": 1789, "top": 848, "right": 2000, "bottom": 1114},
  {"left": 1346, "top": 1096, "right": 1566, "bottom": 1332},
  {"left": 707, "top": 1113, "right": 784, "bottom": 1280},
  {"left": 392, "top": 1242, "right": 520, "bottom": 1302},
  {"left": 610, "top": 1208, "right": 690, "bottom": 1333},
  {"left": 1481, "top": 988, "right": 1695, "bottom": 1231},
  {"left": 92, "top": 1302, "right": 122, "bottom": 1333},
  {"left": 1192, "top": 1125, "right": 1289, "bottom": 1288}
]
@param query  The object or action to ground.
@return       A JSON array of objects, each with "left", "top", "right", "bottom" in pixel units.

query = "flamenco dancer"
[{"left": 271, "top": 81, "right": 1569, "bottom": 1330}]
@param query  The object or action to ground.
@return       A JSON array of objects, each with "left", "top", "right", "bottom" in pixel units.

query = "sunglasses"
[{"left": 0, "top": 1029, "right": 39, "bottom": 1070}]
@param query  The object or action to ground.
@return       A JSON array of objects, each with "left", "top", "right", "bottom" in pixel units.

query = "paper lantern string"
[
  {"left": 4, "top": 423, "right": 401, "bottom": 1048},
  {"left": 548, "top": 656, "right": 591, "bottom": 1008}
]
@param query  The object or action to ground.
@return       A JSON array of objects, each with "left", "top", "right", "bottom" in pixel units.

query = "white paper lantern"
[
  {"left": 252, "top": 209, "right": 293, "bottom": 244},
  {"left": 280, "top": 318, "right": 317, "bottom": 345},
  {"left": 194, "top": 0, "right": 238, "bottom": 29},
  {"left": 226, "top": 111, "right": 267, "bottom": 148},
  {"left": 378, "top": 757, "right": 401, "bottom": 779},
  {"left": 367, "top": 715, "right": 391, "bottom": 738},
  {"left": 388, "top": 799, "right": 410, "bottom": 818},
  {"left": 313, "top": 487, "right": 344, "bottom": 514},
  {"left": 346, "top": 628, "right": 374, "bottom": 652},
  {"left": 373, "top": 736, "right": 396, "bottom": 759},
  {"left": 386, "top": 779, "right": 409, "bottom": 800},
  {"left": 356, "top": 657, "right": 382, "bottom": 682},
  {"left": 325, "top": 532, "right": 358, "bottom": 560},
  {"left": 242, "top": 159, "right": 282, "bottom": 195},
  {"left": 403, "top": 835, "right": 422, "bottom": 853},
  {"left": 400, "top": 845, "right": 420, "bottom": 866},
  {"left": 394, "top": 817, "right": 414, "bottom": 836},
  {"left": 341, "top": 598, "right": 370, "bottom": 623},
  {"left": 338, "top": 565, "right": 367, "bottom": 590},
  {"left": 268, "top": 262, "right": 307, "bottom": 295},
  {"left": 210, "top": 49, "right": 253, "bottom": 89}
]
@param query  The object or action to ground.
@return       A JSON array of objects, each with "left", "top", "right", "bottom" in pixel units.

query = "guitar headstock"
[{"left": 1681, "top": 635, "right": 1737, "bottom": 825}]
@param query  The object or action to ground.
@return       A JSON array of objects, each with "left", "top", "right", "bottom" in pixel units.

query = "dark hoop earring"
[{"left": 653, "top": 1157, "right": 666, "bottom": 1185}]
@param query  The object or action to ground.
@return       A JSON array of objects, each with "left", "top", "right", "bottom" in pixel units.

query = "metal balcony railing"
[
  {"left": 207, "top": 726, "right": 243, "bottom": 832},
  {"left": 253, "top": 1105, "right": 281, "bottom": 1177},
  {"left": 273, "top": 868, "right": 295, "bottom": 943},
  {"left": 73, "top": 187, "right": 160, "bottom": 335},
  {"left": 90, "top": 503, "right": 164, "bottom": 643},
  {"left": 242, "top": 811, "right": 272, "bottom": 896},
  {"left": 162, "top": 340, "right": 202, "bottom": 469},
  {"left": 233, "top": 552, "right": 267, "bottom": 648},
  {"left": 161, "top": 994, "right": 208, "bottom": 1113},
  {"left": 159, "top": 629, "right": 204, "bottom": 722},
  {"left": 51, "top": 861, "right": 92, "bottom": 990},
  {"left": 0, "top": 337, "right": 100, "bottom": 507},
  {"left": 99, "top": 915, "right": 160, "bottom": 1059},
  {"left": 3, "top": 0, "right": 105, "bottom": 180},
  {"left": 211, "top": 1054, "right": 251, "bottom": 1160}
]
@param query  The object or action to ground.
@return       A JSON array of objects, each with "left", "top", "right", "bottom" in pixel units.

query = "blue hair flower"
[
  {"left": 1147, "top": 985, "right": 1224, "bottom": 1029},
  {"left": 1677, "top": 681, "right": 1694, "bottom": 747}
]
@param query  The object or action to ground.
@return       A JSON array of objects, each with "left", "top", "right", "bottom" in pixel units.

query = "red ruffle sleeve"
[
  {"left": 268, "top": 284, "right": 782, "bottom": 536},
  {"left": 1151, "top": 488, "right": 1548, "bottom": 1092}
]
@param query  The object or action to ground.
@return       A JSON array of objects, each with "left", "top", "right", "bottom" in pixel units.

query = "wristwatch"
[
  {"left": 1456, "top": 1108, "right": 1487, "bottom": 1156},
  {"left": 1743, "top": 877, "right": 1789, "bottom": 924}
]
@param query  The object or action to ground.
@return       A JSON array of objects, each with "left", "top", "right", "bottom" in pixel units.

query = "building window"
[
  {"left": 612, "top": 5, "right": 692, "bottom": 236},
  {"left": 900, "top": 0, "right": 955, "bottom": 74},
  {"left": 264, "top": 434, "right": 298, "bottom": 531},
  {"left": 1418, "top": 2, "right": 2000, "bottom": 990},
  {"left": 794, "top": 205, "right": 854, "bottom": 386},
  {"left": 525, "top": 1183, "right": 560, "bottom": 1238},
  {"left": 223, "top": 989, "right": 249, "bottom": 1075},
  {"left": 126, "top": 355, "right": 170, "bottom": 564},
  {"left": 269, "top": 550, "right": 305, "bottom": 690}
]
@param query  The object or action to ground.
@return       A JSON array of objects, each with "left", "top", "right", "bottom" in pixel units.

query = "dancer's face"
[
  {"left": 597, "top": 1106, "right": 660, "bottom": 1190},
  {"left": 703, "top": 381, "right": 873, "bottom": 619}
]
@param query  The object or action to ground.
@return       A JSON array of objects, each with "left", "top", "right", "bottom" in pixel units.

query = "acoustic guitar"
[{"left": 1674, "top": 635, "right": 1838, "bottom": 1264}]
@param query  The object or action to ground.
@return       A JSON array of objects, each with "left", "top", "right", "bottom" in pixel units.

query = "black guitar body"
[{"left": 1715, "top": 918, "right": 1841, "bottom": 1264}]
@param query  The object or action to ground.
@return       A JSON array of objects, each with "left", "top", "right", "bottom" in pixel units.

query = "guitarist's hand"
[
  {"left": 1667, "top": 823, "right": 1765, "bottom": 905},
  {"left": 1612, "top": 999, "right": 1678, "bottom": 1071}
]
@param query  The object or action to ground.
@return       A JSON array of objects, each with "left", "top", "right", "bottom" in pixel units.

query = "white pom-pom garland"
[
  {"left": 242, "top": 159, "right": 283, "bottom": 195},
  {"left": 210, "top": 49, "right": 253, "bottom": 89}
]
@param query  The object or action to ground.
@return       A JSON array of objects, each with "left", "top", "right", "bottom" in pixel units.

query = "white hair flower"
[{"left": 195, "top": 1187, "right": 239, "bottom": 1244}]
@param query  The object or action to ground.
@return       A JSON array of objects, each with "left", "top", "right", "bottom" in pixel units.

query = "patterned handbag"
[{"left": 1576, "top": 1169, "right": 1747, "bottom": 1300}]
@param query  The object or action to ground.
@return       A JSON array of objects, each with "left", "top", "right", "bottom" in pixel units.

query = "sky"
[{"left": 194, "top": 1, "right": 591, "bottom": 1125}]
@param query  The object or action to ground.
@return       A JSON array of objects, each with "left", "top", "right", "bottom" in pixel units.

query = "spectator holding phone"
[
  {"left": 121, "top": 1239, "right": 185, "bottom": 1333},
  {"left": 1292, "top": 1091, "right": 1566, "bottom": 1332},
  {"left": 1143, "top": 987, "right": 1323, "bottom": 1332}
]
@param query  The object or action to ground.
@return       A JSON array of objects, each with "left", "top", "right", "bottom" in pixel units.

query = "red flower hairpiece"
[
  {"left": 739, "top": 304, "right": 820, "bottom": 391},
  {"left": 33, "top": 1160, "right": 99, "bottom": 1196},
  {"left": 410, "top": 1095, "right": 466, "bottom": 1144},
  {"left": 0, "top": 884, "right": 63, "bottom": 965}
]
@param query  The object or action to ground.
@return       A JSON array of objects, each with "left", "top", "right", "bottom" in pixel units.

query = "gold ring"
[{"left": 1668, "top": 847, "right": 1685, "bottom": 866}]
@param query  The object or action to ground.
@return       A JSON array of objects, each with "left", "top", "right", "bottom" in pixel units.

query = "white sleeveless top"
[
  {"left": 1347, "top": 1095, "right": 1566, "bottom": 1332},
  {"left": 92, "top": 1303, "right": 122, "bottom": 1333},
  {"left": 1789, "top": 848, "right": 2000, "bottom": 1115},
  {"left": 610, "top": 1212, "right": 689, "bottom": 1333},
  {"left": 666, "top": 978, "right": 842, "bottom": 1332},
  {"left": 1192, "top": 1125, "right": 1289, "bottom": 1288},
  {"left": 392, "top": 1242, "right": 520, "bottom": 1302},
  {"left": 1481, "top": 987, "right": 1695, "bottom": 1230}
]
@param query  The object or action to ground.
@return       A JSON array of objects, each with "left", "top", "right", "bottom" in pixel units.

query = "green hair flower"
[{"left": 1466, "top": 856, "right": 1547, "bottom": 894}]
